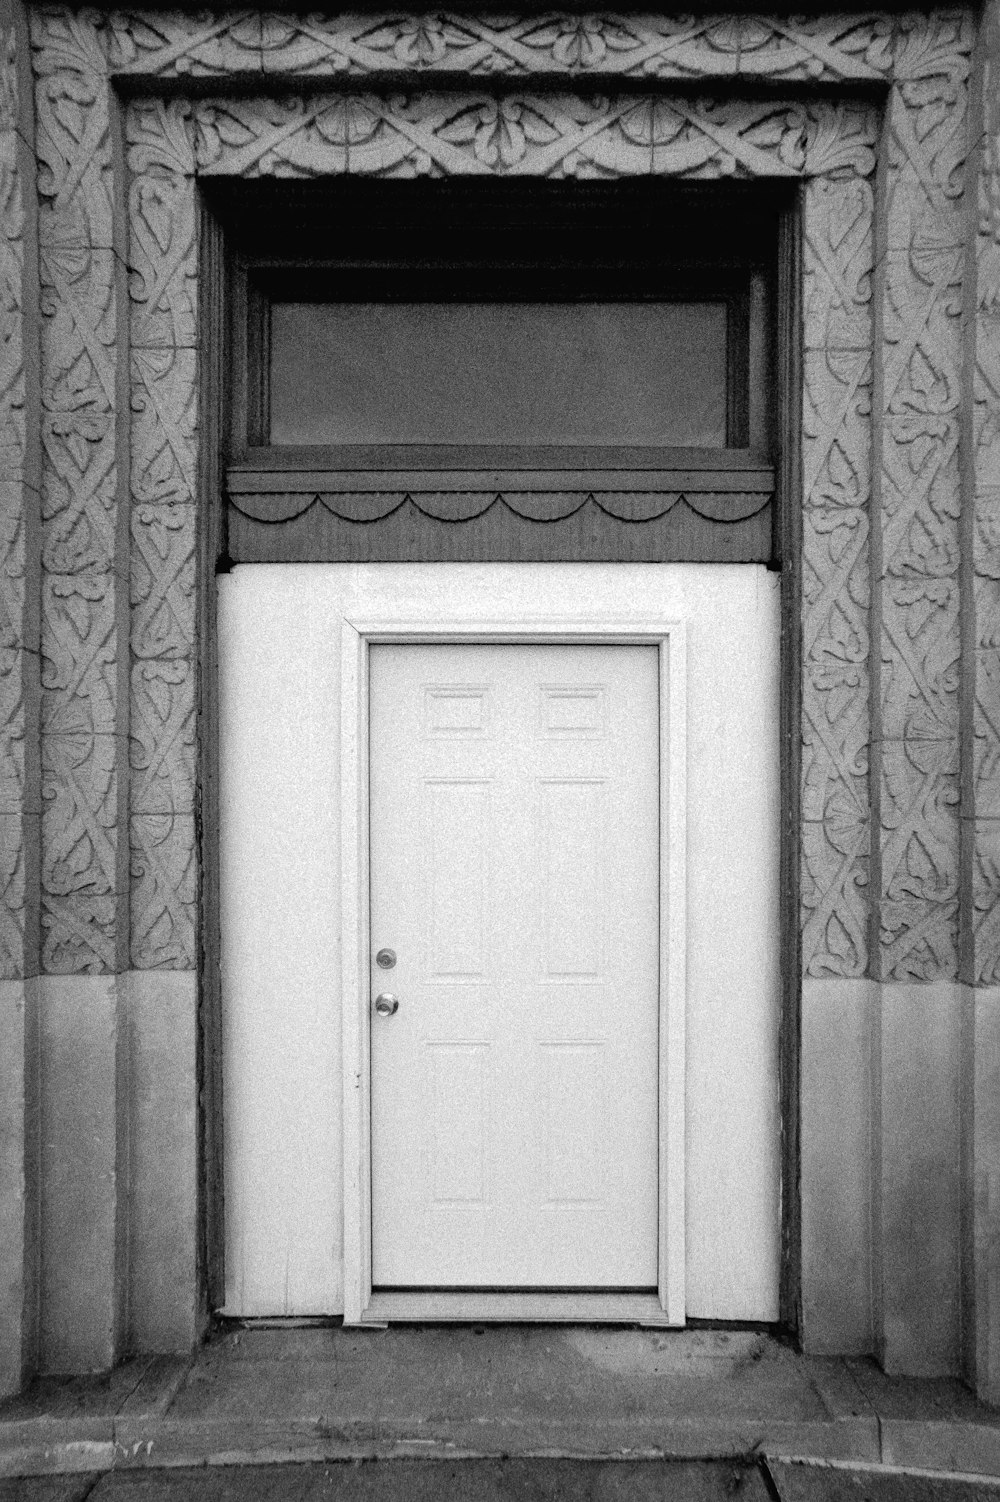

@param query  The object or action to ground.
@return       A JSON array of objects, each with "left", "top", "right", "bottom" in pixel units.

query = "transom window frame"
[{"left": 216, "top": 177, "right": 785, "bottom": 565}]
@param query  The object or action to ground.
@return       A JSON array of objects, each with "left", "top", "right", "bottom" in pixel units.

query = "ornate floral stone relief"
[
  {"left": 145, "top": 82, "right": 883, "bottom": 977},
  {"left": 10, "top": 7, "right": 981, "bottom": 982},
  {"left": 106, "top": 11, "right": 897, "bottom": 84},
  {"left": 0, "top": 4, "right": 36, "bottom": 980},
  {"left": 30, "top": 7, "right": 132, "bottom": 973},
  {"left": 971, "top": 0, "right": 1000, "bottom": 984},
  {"left": 189, "top": 90, "right": 878, "bottom": 180},
  {"left": 800, "top": 175, "right": 874, "bottom": 976},
  {"left": 873, "top": 27, "right": 972, "bottom": 981},
  {"left": 125, "top": 96, "right": 196, "bottom": 968}
]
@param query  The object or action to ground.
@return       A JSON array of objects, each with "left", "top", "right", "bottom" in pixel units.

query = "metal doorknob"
[{"left": 374, "top": 993, "right": 399, "bottom": 1017}]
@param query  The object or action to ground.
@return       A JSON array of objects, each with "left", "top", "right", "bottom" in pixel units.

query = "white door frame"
[{"left": 340, "top": 608, "right": 687, "bottom": 1327}]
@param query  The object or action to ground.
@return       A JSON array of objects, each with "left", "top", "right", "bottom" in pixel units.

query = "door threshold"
[{"left": 360, "top": 1291, "right": 682, "bottom": 1327}]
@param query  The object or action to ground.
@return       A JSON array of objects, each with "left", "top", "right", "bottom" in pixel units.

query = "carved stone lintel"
[{"left": 188, "top": 90, "right": 878, "bottom": 181}]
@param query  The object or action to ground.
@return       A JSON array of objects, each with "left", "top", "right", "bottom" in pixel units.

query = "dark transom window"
[{"left": 269, "top": 299, "right": 729, "bottom": 449}]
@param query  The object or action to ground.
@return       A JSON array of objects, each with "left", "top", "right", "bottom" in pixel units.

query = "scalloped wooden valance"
[{"left": 225, "top": 460, "right": 776, "bottom": 562}]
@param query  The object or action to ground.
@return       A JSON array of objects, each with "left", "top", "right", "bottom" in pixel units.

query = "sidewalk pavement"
[
  {"left": 2, "top": 1328, "right": 1000, "bottom": 1490},
  {"left": 6, "top": 1458, "right": 1000, "bottom": 1501}
]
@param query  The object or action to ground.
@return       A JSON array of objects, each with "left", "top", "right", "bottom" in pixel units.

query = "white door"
[{"left": 368, "top": 642, "right": 660, "bottom": 1289}]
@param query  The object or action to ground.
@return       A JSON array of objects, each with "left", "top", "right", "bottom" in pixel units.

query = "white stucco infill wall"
[{"left": 218, "top": 562, "right": 782, "bottom": 1322}]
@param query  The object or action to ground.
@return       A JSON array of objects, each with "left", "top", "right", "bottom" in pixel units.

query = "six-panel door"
[{"left": 369, "top": 643, "right": 660, "bottom": 1288}]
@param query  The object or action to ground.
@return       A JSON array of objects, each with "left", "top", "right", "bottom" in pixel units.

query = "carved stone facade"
[
  {"left": 1, "top": 2, "right": 999, "bottom": 1399},
  {"left": 7, "top": 10, "right": 985, "bottom": 986}
]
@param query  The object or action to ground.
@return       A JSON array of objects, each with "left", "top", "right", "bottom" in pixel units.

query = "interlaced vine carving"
[
  {"left": 126, "top": 95, "right": 196, "bottom": 969},
  {"left": 971, "top": 0, "right": 1000, "bottom": 985},
  {"left": 30, "top": 7, "right": 130, "bottom": 972},
  {"left": 107, "top": 12, "right": 898, "bottom": 84},
  {"left": 0, "top": 8, "right": 35, "bottom": 980},
  {"left": 874, "top": 22, "right": 973, "bottom": 981}
]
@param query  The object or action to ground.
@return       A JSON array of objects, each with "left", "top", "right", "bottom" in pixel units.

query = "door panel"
[{"left": 369, "top": 643, "right": 659, "bottom": 1289}]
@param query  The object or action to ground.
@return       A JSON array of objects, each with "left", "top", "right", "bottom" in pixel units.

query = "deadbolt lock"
[{"left": 375, "top": 948, "right": 396, "bottom": 969}]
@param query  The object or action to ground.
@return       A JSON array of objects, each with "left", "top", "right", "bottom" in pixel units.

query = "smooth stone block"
[
  {"left": 38, "top": 975, "right": 126, "bottom": 1374},
  {"left": 971, "top": 986, "right": 1000, "bottom": 1406},
  {"left": 800, "top": 978, "right": 874, "bottom": 1356},
  {"left": 876, "top": 982, "right": 963, "bottom": 1377},
  {"left": 127, "top": 970, "right": 199, "bottom": 1353},
  {"left": 0, "top": 976, "right": 38, "bottom": 1396}
]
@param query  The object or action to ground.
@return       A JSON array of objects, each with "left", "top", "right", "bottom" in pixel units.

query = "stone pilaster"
[
  {"left": 29, "top": 7, "right": 131, "bottom": 1373},
  {"left": 867, "top": 15, "right": 973, "bottom": 1378},
  {"left": 960, "top": 0, "right": 1000, "bottom": 1407}
]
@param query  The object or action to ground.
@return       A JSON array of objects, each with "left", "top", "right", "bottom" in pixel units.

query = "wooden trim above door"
[{"left": 339, "top": 604, "right": 687, "bottom": 1327}]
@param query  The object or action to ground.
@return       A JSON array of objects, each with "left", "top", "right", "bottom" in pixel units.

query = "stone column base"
[{"left": 802, "top": 976, "right": 1000, "bottom": 1401}]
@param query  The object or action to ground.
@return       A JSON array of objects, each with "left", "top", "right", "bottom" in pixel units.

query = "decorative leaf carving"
[
  {"left": 30, "top": 7, "right": 131, "bottom": 973},
  {"left": 188, "top": 91, "right": 879, "bottom": 182},
  {"left": 108, "top": 12, "right": 897, "bottom": 86},
  {"left": 0, "top": 8, "right": 36, "bottom": 981},
  {"left": 871, "top": 61, "right": 971, "bottom": 980}
]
